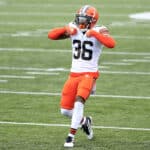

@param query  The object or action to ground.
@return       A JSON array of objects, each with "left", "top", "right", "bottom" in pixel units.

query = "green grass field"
[{"left": 0, "top": 0, "right": 150, "bottom": 149}]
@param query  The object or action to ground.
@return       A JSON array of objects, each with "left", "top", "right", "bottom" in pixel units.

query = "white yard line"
[
  {"left": 0, "top": 33, "right": 150, "bottom": 39},
  {"left": 101, "top": 70, "right": 150, "bottom": 75},
  {"left": 92, "top": 125, "right": 150, "bottom": 131},
  {"left": 98, "top": 66, "right": 109, "bottom": 69},
  {"left": 0, "top": 90, "right": 60, "bottom": 96},
  {"left": 92, "top": 94, "right": 150, "bottom": 100},
  {"left": 109, "top": 21, "right": 150, "bottom": 27},
  {"left": 0, "top": 48, "right": 150, "bottom": 56},
  {"left": 26, "top": 72, "right": 59, "bottom": 75},
  {"left": 0, "top": 121, "right": 149, "bottom": 131},
  {"left": 114, "top": 35, "right": 150, "bottom": 40},
  {"left": 144, "top": 57, "right": 150, "bottom": 59},
  {"left": 0, "top": 22, "right": 64, "bottom": 26},
  {"left": 0, "top": 79, "right": 7, "bottom": 83},
  {"left": 0, "top": 12, "right": 128, "bottom": 17},
  {"left": 129, "top": 12, "right": 150, "bottom": 20},
  {"left": 0, "top": 90, "right": 150, "bottom": 100},
  {"left": 1, "top": 3, "right": 150, "bottom": 8},
  {"left": 0, "top": 75, "right": 35, "bottom": 79},
  {"left": 102, "top": 62, "right": 133, "bottom": 66},
  {"left": 0, "top": 66, "right": 149, "bottom": 75},
  {"left": 0, "top": 48, "right": 71, "bottom": 52},
  {"left": 0, "top": 12, "right": 74, "bottom": 16},
  {"left": 0, "top": 66, "right": 68, "bottom": 72},
  {"left": 103, "top": 51, "right": 150, "bottom": 56},
  {"left": 0, "top": 21, "right": 149, "bottom": 27},
  {"left": 123, "top": 59, "right": 150, "bottom": 62}
]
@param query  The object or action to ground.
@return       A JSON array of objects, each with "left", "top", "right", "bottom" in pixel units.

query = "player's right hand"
[
  {"left": 86, "top": 29, "right": 95, "bottom": 37},
  {"left": 65, "top": 26, "right": 77, "bottom": 36}
]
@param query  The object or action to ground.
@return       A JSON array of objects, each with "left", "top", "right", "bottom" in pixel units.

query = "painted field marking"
[
  {"left": 102, "top": 62, "right": 133, "bottom": 66},
  {"left": 0, "top": 75, "right": 35, "bottom": 79},
  {"left": 0, "top": 48, "right": 71, "bottom": 53},
  {"left": 101, "top": 70, "right": 150, "bottom": 75},
  {"left": 0, "top": 90, "right": 60, "bottom": 96},
  {"left": 123, "top": 59, "right": 150, "bottom": 63},
  {"left": 98, "top": 66, "right": 109, "bottom": 69},
  {"left": 0, "top": 32, "right": 150, "bottom": 40},
  {"left": 144, "top": 57, "right": 150, "bottom": 59},
  {"left": 0, "top": 12, "right": 74, "bottom": 16},
  {"left": 0, "top": 121, "right": 150, "bottom": 131},
  {"left": 0, "top": 79, "right": 7, "bottom": 83},
  {"left": 129, "top": 12, "right": 150, "bottom": 20},
  {"left": 0, "top": 21, "right": 149, "bottom": 27},
  {"left": 1, "top": 3, "right": 150, "bottom": 8},
  {"left": 109, "top": 21, "right": 150, "bottom": 27},
  {"left": 0, "top": 66, "right": 149, "bottom": 76},
  {"left": 26, "top": 72, "right": 59, "bottom": 75},
  {"left": 113, "top": 35, "right": 150, "bottom": 40},
  {"left": 0, "top": 66, "right": 67, "bottom": 71},
  {"left": 0, "top": 48, "right": 150, "bottom": 56},
  {"left": 103, "top": 51, "right": 150, "bottom": 56},
  {"left": 0, "top": 12, "right": 128, "bottom": 17},
  {"left": 0, "top": 22, "right": 64, "bottom": 26},
  {"left": 0, "top": 90, "right": 150, "bottom": 100}
]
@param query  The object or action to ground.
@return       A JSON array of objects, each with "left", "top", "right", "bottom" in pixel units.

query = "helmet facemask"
[{"left": 75, "top": 14, "right": 93, "bottom": 32}]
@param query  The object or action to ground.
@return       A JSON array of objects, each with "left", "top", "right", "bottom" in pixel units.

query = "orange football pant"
[{"left": 60, "top": 72, "right": 99, "bottom": 110}]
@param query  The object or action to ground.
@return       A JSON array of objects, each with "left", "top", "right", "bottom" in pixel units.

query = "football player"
[{"left": 48, "top": 5, "right": 116, "bottom": 148}]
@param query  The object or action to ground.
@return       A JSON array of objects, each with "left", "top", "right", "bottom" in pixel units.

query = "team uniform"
[
  {"left": 48, "top": 5, "right": 116, "bottom": 148},
  {"left": 60, "top": 22, "right": 105, "bottom": 110}
]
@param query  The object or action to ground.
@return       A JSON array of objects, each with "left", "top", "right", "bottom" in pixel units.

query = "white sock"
[
  {"left": 68, "top": 133, "right": 75, "bottom": 138},
  {"left": 71, "top": 101, "right": 84, "bottom": 129},
  {"left": 61, "top": 108, "right": 73, "bottom": 118}
]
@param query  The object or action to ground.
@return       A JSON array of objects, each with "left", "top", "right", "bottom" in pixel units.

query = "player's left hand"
[
  {"left": 86, "top": 29, "right": 96, "bottom": 37},
  {"left": 86, "top": 27, "right": 109, "bottom": 38},
  {"left": 99, "top": 26, "right": 109, "bottom": 35}
]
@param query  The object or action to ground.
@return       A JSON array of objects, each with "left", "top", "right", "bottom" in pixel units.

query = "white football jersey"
[{"left": 69, "top": 22, "right": 105, "bottom": 73}]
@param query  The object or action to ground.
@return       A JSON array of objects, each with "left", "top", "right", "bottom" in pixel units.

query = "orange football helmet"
[{"left": 75, "top": 5, "right": 99, "bottom": 31}]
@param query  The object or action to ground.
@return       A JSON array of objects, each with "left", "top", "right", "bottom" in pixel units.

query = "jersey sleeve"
[{"left": 92, "top": 26, "right": 116, "bottom": 48}]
